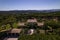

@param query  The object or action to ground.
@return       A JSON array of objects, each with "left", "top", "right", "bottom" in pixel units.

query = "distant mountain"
[
  {"left": 0, "top": 9, "right": 60, "bottom": 14},
  {"left": 16, "top": 9, "right": 60, "bottom": 11},
  {"left": 41, "top": 9, "right": 60, "bottom": 12}
]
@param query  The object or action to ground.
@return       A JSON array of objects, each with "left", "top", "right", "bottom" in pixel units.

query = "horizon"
[
  {"left": 0, "top": 0, "right": 60, "bottom": 11},
  {"left": 0, "top": 9, "right": 60, "bottom": 11}
]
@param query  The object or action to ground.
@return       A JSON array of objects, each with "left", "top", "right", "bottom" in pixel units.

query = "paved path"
[{"left": 4, "top": 38, "right": 18, "bottom": 40}]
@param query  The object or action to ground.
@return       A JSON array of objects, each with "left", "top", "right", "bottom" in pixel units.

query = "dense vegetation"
[
  {"left": 18, "top": 33, "right": 60, "bottom": 40},
  {"left": 0, "top": 10, "right": 60, "bottom": 40}
]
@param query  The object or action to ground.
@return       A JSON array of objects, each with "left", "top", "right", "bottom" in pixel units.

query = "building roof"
[
  {"left": 37, "top": 22, "right": 44, "bottom": 26},
  {"left": 7, "top": 29, "right": 22, "bottom": 33},
  {"left": 17, "top": 22, "right": 25, "bottom": 26},
  {"left": 27, "top": 18, "right": 37, "bottom": 22}
]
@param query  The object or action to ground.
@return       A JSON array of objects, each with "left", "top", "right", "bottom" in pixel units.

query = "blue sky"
[{"left": 0, "top": 0, "right": 60, "bottom": 10}]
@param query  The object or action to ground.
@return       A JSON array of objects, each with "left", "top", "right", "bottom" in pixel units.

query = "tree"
[
  {"left": 26, "top": 22, "right": 37, "bottom": 29},
  {"left": 5, "top": 24, "right": 11, "bottom": 30},
  {"left": 13, "top": 22, "right": 18, "bottom": 28}
]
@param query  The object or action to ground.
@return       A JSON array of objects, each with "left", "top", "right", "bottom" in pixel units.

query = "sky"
[{"left": 0, "top": 0, "right": 60, "bottom": 11}]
